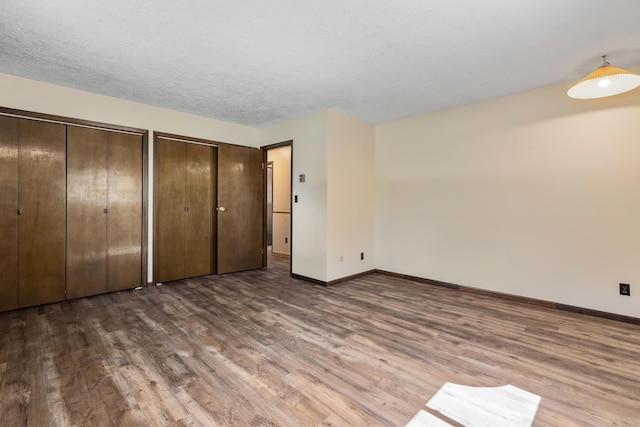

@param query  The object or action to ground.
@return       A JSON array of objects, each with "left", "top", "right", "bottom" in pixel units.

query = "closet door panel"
[
  {"left": 0, "top": 116, "right": 18, "bottom": 311},
  {"left": 107, "top": 132, "right": 143, "bottom": 292},
  {"left": 184, "top": 143, "right": 212, "bottom": 277},
  {"left": 210, "top": 148, "right": 218, "bottom": 274},
  {"left": 217, "top": 144, "right": 263, "bottom": 274},
  {"left": 155, "top": 139, "right": 186, "bottom": 282},
  {"left": 17, "top": 120, "right": 66, "bottom": 307},
  {"left": 66, "top": 127, "right": 108, "bottom": 299}
]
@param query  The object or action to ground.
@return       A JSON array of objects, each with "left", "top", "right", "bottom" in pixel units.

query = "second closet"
[{"left": 154, "top": 133, "right": 263, "bottom": 283}]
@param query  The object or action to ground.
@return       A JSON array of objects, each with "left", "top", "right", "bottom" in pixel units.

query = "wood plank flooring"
[{"left": 1, "top": 253, "right": 639, "bottom": 426}]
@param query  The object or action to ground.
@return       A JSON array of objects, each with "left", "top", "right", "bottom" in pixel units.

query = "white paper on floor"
[
  {"left": 405, "top": 410, "right": 453, "bottom": 427},
  {"left": 426, "top": 383, "right": 541, "bottom": 427}
]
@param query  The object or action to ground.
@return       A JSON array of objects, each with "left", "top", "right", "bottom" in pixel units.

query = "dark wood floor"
[{"left": 1, "top": 254, "right": 639, "bottom": 426}]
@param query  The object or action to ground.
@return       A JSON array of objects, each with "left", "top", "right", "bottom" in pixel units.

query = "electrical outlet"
[{"left": 620, "top": 283, "right": 631, "bottom": 296}]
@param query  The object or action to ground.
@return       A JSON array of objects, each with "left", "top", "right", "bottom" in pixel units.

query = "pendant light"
[{"left": 567, "top": 55, "right": 640, "bottom": 99}]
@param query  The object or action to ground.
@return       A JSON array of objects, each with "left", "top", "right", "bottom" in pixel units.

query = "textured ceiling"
[{"left": 2, "top": 1, "right": 640, "bottom": 127}]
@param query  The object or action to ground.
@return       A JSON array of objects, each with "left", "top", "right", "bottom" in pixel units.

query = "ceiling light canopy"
[{"left": 567, "top": 56, "right": 640, "bottom": 99}]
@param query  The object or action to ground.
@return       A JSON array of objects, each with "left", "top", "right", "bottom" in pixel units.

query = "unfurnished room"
[{"left": 1, "top": 1, "right": 640, "bottom": 426}]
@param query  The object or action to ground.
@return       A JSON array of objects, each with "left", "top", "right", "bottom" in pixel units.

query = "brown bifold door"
[
  {"left": 217, "top": 144, "right": 264, "bottom": 274},
  {"left": 67, "top": 127, "right": 144, "bottom": 298},
  {"left": 0, "top": 116, "right": 19, "bottom": 311},
  {"left": 155, "top": 137, "right": 214, "bottom": 282},
  {"left": 155, "top": 138, "right": 187, "bottom": 282},
  {"left": 17, "top": 119, "right": 66, "bottom": 308},
  {"left": 66, "top": 127, "right": 109, "bottom": 299},
  {"left": 184, "top": 143, "right": 214, "bottom": 277},
  {"left": 106, "top": 132, "right": 143, "bottom": 292}
]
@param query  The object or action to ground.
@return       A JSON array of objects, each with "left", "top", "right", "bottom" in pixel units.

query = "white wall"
[
  {"left": 375, "top": 70, "right": 640, "bottom": 317},
  {"left": 268, "top": 146, "right": 291, "bottom": 255},
  {"left": 327, "top": 110, "right": 375, "bottom": 281},
  {"left": 260, "top": 111, "right": 329, "bottom": 281},
  {"left": 0, "top": 72, "right": 259, "bottom": 282}
]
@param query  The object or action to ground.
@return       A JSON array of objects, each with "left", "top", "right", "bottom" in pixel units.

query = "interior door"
[
  {"left": 0, "top": 116, "right": 18, "bottom": 311},
  {"left": 107, "top": 132, "right": 143, "bottom": 292},
  {"left": 66, "top": 127, "right": 108, "bottom": 299},
  {"left": 217, "top": 144, "right": 263, "bottom": 274},
  {"left": 184, "top": 143, "right": 213, "bottom": 277},
  {"left": 17, "top": 119, "right": 66, "bottom": 308},
  {"left": 155, "top": 138, "right": 186, "bottom": 282}
]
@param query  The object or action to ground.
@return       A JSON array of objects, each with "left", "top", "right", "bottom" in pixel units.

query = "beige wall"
[
  {"left": 260, "top": 109, "right": 376, "bottom": 282},
  {"left": 0, "top": 73, "right": 259, "bottom": 146},
  {"left": 327, "top": 110, "right": 375, "bottom": 281},
  {"left": 268, "top": 146, "right": 291, "bottom": 255},
  {"left": 271, "top": 213, "right": 291, "bottom": 256},
  {"left": 375, "top": 69, "right": 640, "bottom": 317},
  {"left": 260, "top": 111, "right": 329, "bottom": 280}
]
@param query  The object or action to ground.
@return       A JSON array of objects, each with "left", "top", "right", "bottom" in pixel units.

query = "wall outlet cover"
[{"left": 620, "top": 283, "right": 631, "bottom": 296}]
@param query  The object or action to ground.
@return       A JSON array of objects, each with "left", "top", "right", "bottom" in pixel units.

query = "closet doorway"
[
  {"left": 154, "top": 133, "right": 264, "bottom": 283},
  {"left": 262, "top": 141, "right": 292, "bottom": 274}
]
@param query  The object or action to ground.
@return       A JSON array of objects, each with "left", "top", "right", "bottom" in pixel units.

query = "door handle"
[
  {"left": 104, "top": 208, "right": 108, "bottom": 214},
  {"left": 17, "top": 208, "right": 23, "bottom": 216},
  {"left": 184, "top": 206, "right": 189, "bottom": 212},
  {"left": 216, "top": 206, "right": 226, "bottom": 212}
]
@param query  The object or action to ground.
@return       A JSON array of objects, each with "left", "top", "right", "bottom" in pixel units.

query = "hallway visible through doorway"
[{"left": 262, "top": 141, "right": 292, "bottom": 273}]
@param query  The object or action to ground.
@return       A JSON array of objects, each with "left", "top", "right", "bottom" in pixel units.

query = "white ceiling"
[{"left": 2, "top": 1, "right": 640, "bottom": 127}]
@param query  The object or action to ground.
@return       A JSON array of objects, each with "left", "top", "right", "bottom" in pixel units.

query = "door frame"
[
  {"left": 266, "top": 161, "right": 274, "bottom": 246},
  {"left": 261, "top": 140, "right": 293, "bottom": 276}
]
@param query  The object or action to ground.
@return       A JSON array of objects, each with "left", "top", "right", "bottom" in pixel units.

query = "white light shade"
[{"left": 568, "top": 60, "right": 640, "bottom": 99}]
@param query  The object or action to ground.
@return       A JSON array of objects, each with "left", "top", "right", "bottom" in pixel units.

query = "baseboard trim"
[
  {"left": 556, "top": 304, "right": 640, "bottom": 326},
  {"left": 374, "top": 269, "right": 639, "bottom": 325},
  {"left": 292, "top": 270, "right": 377, "bottom": 287},
  {"left": 271, "top": 251, "right": 290, "bottom": 257},
  {"left": 327, "top": 270, "right": 376, "bottom": 286},
  {"left": 291, "top": 273, "right": 328, "bottom": 287},
  {"left": 374, "top": 270, "right": 459, "bottom": 290},
  {"left": 460, "top": 286, "right": 556, "bottom": 308}
]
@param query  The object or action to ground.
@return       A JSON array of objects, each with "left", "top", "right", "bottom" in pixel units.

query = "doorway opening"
[{"left": 262, "top": 141, "right": 292, "bottom": 275}]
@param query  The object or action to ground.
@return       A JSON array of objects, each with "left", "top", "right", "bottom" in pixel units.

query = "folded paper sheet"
[
  {"left": 405, "top": 410, "right": 454, "bottom": 427},
  {"left": 406, "top": 383, "right": 541, "bottom": 427}
]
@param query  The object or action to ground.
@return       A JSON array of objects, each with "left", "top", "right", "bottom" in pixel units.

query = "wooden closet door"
[
  {"left": 17, "top": 119, "right": 66, "bottom": 308},
  {"left": 107, "top": 132, "right": 143, "bottom": 292},
  {"left": 0, "top": 116, "right": 18, "bottom": 311},
  {"left": 66, "top": 127, "right": 108, "bottom": 299},
  {"left": 211, "top": 147, "right": 218, "bottom": 273},
  {"left": 155, "top": 138, "right": 186, "bottom": 282},
  {"left": 217, "top": 144, "right": 263, "bottom": 274},
  {"left": 184, "top": 143, "right": 213, "bottom": 277}
]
